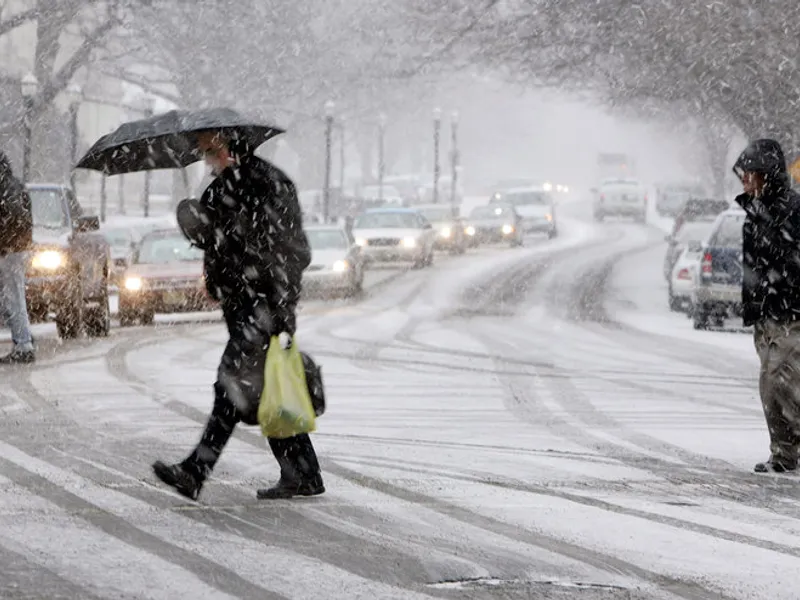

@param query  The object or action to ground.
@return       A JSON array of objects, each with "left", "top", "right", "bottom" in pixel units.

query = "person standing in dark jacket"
[
  {"left": 733, "top": 139, "right": 800, "bottom": 473},
  {"left": 0, "top": 152, "right": 35, "bottom": 364},
  {"left": 152, "top": 131, "right": 324, "bottom": 500}
]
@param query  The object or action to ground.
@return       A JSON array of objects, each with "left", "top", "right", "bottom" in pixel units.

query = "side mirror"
[
  {"left": 687, "top": 240, "right": 702, "bottom": 253},
  {"left": 75, "top": 215, "right": 100, "bottom": 232}
]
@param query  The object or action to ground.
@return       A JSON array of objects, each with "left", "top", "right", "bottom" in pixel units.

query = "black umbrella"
[{"left": 75, "top": 107, "right": 284, "bottom": 176}]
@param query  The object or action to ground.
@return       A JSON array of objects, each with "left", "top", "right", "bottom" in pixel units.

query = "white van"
[{"left": 593, "top": 179, "right": 647, "bottom": 223}]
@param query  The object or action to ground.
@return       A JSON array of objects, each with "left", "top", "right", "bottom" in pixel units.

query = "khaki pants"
[{"left": 754, "top": 319, "right": 800, "bottom": 463}]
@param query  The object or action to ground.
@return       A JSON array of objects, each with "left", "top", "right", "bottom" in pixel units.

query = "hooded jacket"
[
  {"left": 733, "top": 139, "right": 800, "bottom": 325},
  {"left": 198, "top": 147, "right": 311, "bottom": 336},
  {"left": 0, "top": 152, "right": 32, "bottom": 256}
]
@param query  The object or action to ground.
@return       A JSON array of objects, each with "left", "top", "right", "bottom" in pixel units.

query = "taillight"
[
  {"left": 701, "top": 252, "right": 712, "bottom": 277},
  {"left": 677, "top": 268, "right": 690, "bottom": 280}
]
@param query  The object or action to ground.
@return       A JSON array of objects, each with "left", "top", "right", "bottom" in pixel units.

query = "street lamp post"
[
  {"left": 66, "top": 82, "right": 82, "bottom": 192},
  {"left": 322, "top": 100, "right": 335, "bottom": 224},
  {"left": 339, "top": 118, "right": 346, "bottom": 193},
  {"left": 450, "top": 110, "right": 459, "bottom": 215},
  {"left": 141, "top": 97, "right": 155, "bottom": 217},
  {"left": 378, "top": 113, "right": 387, "bottom": 202},
  {"left": 433, "top": 107, "right": 442, "bottom": 204},
  {"left": 20, "top": 73, "right": 38, "bottom": 183}
]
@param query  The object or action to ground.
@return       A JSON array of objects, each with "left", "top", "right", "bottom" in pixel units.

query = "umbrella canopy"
[{"left": 75, "top": 108, "right": 284, "bottom": 176}]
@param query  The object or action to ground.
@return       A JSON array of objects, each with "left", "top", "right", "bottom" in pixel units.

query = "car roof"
[
  {"left": 414, "top": 204, "right": 453, "bottom": 210},
  {"left": 26, "top": 183, "right": 68, "bottom": 190},
  {"left": 362, "top": 207, "right": 419, "bottom": 214}
]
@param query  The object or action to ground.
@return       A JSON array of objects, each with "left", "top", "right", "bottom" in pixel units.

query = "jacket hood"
[{"left": 733, "top": 139, "right": 790, "bottom": 198}]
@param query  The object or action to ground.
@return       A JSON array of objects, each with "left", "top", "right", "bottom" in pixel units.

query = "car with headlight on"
[
  {"left": 464, "top": 203, "right": 523, "bottom": 247},
  {"left": 490, "top": 187, "right": 557, "bottom": 238},
  {"left": 25, "top": 183, "right": 111, "bottom": 339},
  {"left": 302, "top": 225, "right": 365, "bottom": 298},
  {"left": 118, "top": 229, "right": 216, "bottom": 326},
  {"left": 352, "top": 208, "right": 436, "bottom": 268},
  {"left": 100, "top": 226, "right": 139, "bottom": 287},
  {"left": 414, "top": 204, "right": 466, "bottom": 254}
]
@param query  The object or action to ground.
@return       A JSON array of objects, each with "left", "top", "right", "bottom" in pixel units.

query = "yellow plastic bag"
[{"left": 258, "top": 337, "right": 317, "bottom": 439}]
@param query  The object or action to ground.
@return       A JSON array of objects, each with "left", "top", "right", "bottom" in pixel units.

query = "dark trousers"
[
  {"left": 754, "top": 319, "right": 800, "bottom": 463},
  {"left": 182, "top": 305, "right": 321, "bottom": 483}
]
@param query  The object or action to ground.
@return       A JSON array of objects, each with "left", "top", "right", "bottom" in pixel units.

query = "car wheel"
[
  {"left": 56, "top": 279, "right": 84, "bottom": 340},
  {"left": 140, "top": 311, "right": 155, "bottom": 326},
  {"left": 692, "top": 303, "right": 710, "bottom": 330},
  {"left": 119, "top": 311, "right": 137, "bottom": 327},
  {"left": 668, "top": 292, "right": 682, "bottom": 312},
  {"left": 594, "top": 212, "right": 604, "bottom": 222},
  {"left": 85, "top": 286, "right": 111, "bottom": 338},
  {"left": 425, "top": 248, "right": 434, "bottom": 267},
  {"left": 548, "top": 228, "right": 558, "bottom": 240}
]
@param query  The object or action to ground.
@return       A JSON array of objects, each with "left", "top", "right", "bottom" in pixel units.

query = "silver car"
[
  {"left": 352, "top": 208, "right": 436, "bottom": 268},
  {"left": 303, "top": 225, "right": 365, "bottom": 297}
]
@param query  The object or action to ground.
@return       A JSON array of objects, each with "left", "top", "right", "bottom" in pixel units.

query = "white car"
[
  {"left": 303, "top": 225, "right": 365, "bottom": 298},
  {"left": 593, "top": 179, "right": 647, "bottom": 222},
  {"left": 352, "top": 208, "right": 436, "bottom": 268},
  {"left": 669, "top": 244, "right": 704, "bottom": 312},
  {"left": 491, "top": 187, "right": 557, "bottom": 238}
]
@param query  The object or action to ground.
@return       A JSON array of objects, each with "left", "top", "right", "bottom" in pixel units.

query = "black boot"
[
  {"left": 0, "top": 349, "right": 35, "bottom": 365},
  {"left": 152, "top": 461, "right": 203, "bottom": 500},
  {"left": 754, "top": 454, "right": 798, "bottom": 473},
  {"left": 257, "top": 434, "right": 325, "bottom": 499}
]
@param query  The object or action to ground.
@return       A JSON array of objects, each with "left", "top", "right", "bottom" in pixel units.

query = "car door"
[{"left": 66, "top": 188, "right": 108, "bottom": 298}]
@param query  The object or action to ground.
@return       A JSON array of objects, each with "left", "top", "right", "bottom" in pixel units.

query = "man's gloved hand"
[{"left": 278, "top": 332, "right": 292, "bottom": 350}]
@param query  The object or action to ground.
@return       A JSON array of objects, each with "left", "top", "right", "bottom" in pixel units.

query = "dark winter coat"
[
  {"left": 198, "top": 151, "right": 311, "bottom": 336},
  {"left": 0, "top": 152, "right": 32, "bottom": 256},
  {"left": 733, "top": 139, "right": 800, "bottom": 326}
]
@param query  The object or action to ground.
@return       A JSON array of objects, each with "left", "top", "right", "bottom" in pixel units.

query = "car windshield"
[
  {"left": 354, "top": 212, "right": 419, "bottom": 229},
  {"left": 676, "top": 221, "right": 715, "bottom": 243},
  {"left": 28, "top": 188, "right": 67, "bottom": 229},
  {"left": 712, "top": 216, "right": 744, "bottom": 247},
  {"left": 103, "top": 229, "right": 132, "bottom": 249},
  {"left": 136, "top": 234, "right": 203, "bottom": 263},
  {"left": 307, "top": 229, "right": 348, "bottom": 250},
  {"left": 417, "top": 207, "right": 452, "bottom": 222},
  {"left": 471, "top": 205, "right": 512, "bottom": 219},
  {"left": 500, "top": 191, "right": 549, "bottom": 206}
]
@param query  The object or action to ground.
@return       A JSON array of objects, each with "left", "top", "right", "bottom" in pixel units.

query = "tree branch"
[{"left": 0, "top": 7, "right": 37, "bottom": 37}]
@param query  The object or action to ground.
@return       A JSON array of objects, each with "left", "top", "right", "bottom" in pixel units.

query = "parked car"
[
  {"left": 464, "top": 203, "right": 523, "bottom": 247},
  {"left": 690, "top": 208, "right": 746, "bottom": 329},
  {"left": 592, "top": 179, "right": 647, "bottom": 223},
  {"left": 414, "top": 204, "right": 466, "bottom": 254},
  {"left": 25, "top": 183, "right": 111, "bottom": 339},
  {"left": 303, "top": 225, "right": 365, "bottom": 298},
  {"left": 352, "top": 208, "right": 436, "bottom": 268},
  {"left": 491, "top": 187, "right": 557, "bottom": 238},
  {"left": 671, "top": 198, "right": 731, "bottom": 236},
  {"left": 663, "top": 219, "right": 718, "bottom": 283},
  {"left": 101, "top": 226, "right": 140, "bottom": 287},
  {"left": 655, "top": 182, "right": 707, "bottom": 217},
  {"left": 118, "top": 229, "right": 217, "bottom": 326},
  {"left": 668, "top": 243, "right": 705, "bottom": 312}
]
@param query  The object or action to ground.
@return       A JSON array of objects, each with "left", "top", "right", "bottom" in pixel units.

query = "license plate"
[{"left": 163, "top": 291, "right": 185, "bottom": 305}]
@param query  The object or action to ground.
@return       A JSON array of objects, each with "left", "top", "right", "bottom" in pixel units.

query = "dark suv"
[{"left": 25, "top": 184, "right": 111, "bottom": 339}]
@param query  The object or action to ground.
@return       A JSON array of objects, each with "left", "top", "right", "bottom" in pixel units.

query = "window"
[
  {"left": 353, "top": 212, "right": 419, "bottom": 229},
  {"left": 501, "top": 191, "right": 550, "bottom": 206},
  {"left": 306, "top": 229, "right": 348, "bottom": 250},
  {"left": 711, "top": 216, "right": 744, "bottom": 247},
  {"left": 676, "top": 221, "right": 715, "bottom": 243},
  {"left": 28, "top": 188, "right": 67, "bottom": 229},
  {"left": 471, "top": 205, "right": 512, "bottom": 219},
  {"left": 136, "top": 234, "right": 204, "bottom": 264}
]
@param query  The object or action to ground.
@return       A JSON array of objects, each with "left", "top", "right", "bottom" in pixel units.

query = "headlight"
[
  {"left": 332, "top": 260, "right": 349, "bottom": 272},
  {"left": 31, "top": 250, "right": 65, "bottom": 270},
  {"left": 355, "top": 237, "right": 367, "bottom": 247},
  {"left": 545, "top": 213, "right": 553, "bottom": 222},
  {"left": 502, "top": 224, "right": 514, "bottom": 235},
  {"left": 402, "top": 236, "right": 417, "bottom": 248},
  {"left": 440, "top": 226, "right": 452, "bottom": 238},
  {"left": 465, "top": 226, "right": 476, "bottom": 236},
  {"left": 124, "top": 276, "right": 143, "bottom": 291},
  {"left": 543, "top": 182, "right": 553, "bottom": 192},
  {"left": 556, "top": 185, "right": 564, "bottom": 192},
  {"left": 563, "top": 186, "right": 570, "bottom": 193}
]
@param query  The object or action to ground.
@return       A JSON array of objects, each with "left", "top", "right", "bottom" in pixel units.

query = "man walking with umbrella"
[{"left": 152, "top": 130, "right": 324, "bottom": 500}]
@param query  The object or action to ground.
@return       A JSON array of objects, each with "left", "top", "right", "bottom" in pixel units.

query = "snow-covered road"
[{"left": 1, "top": 205, "right": 793, "bottom": 600}]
